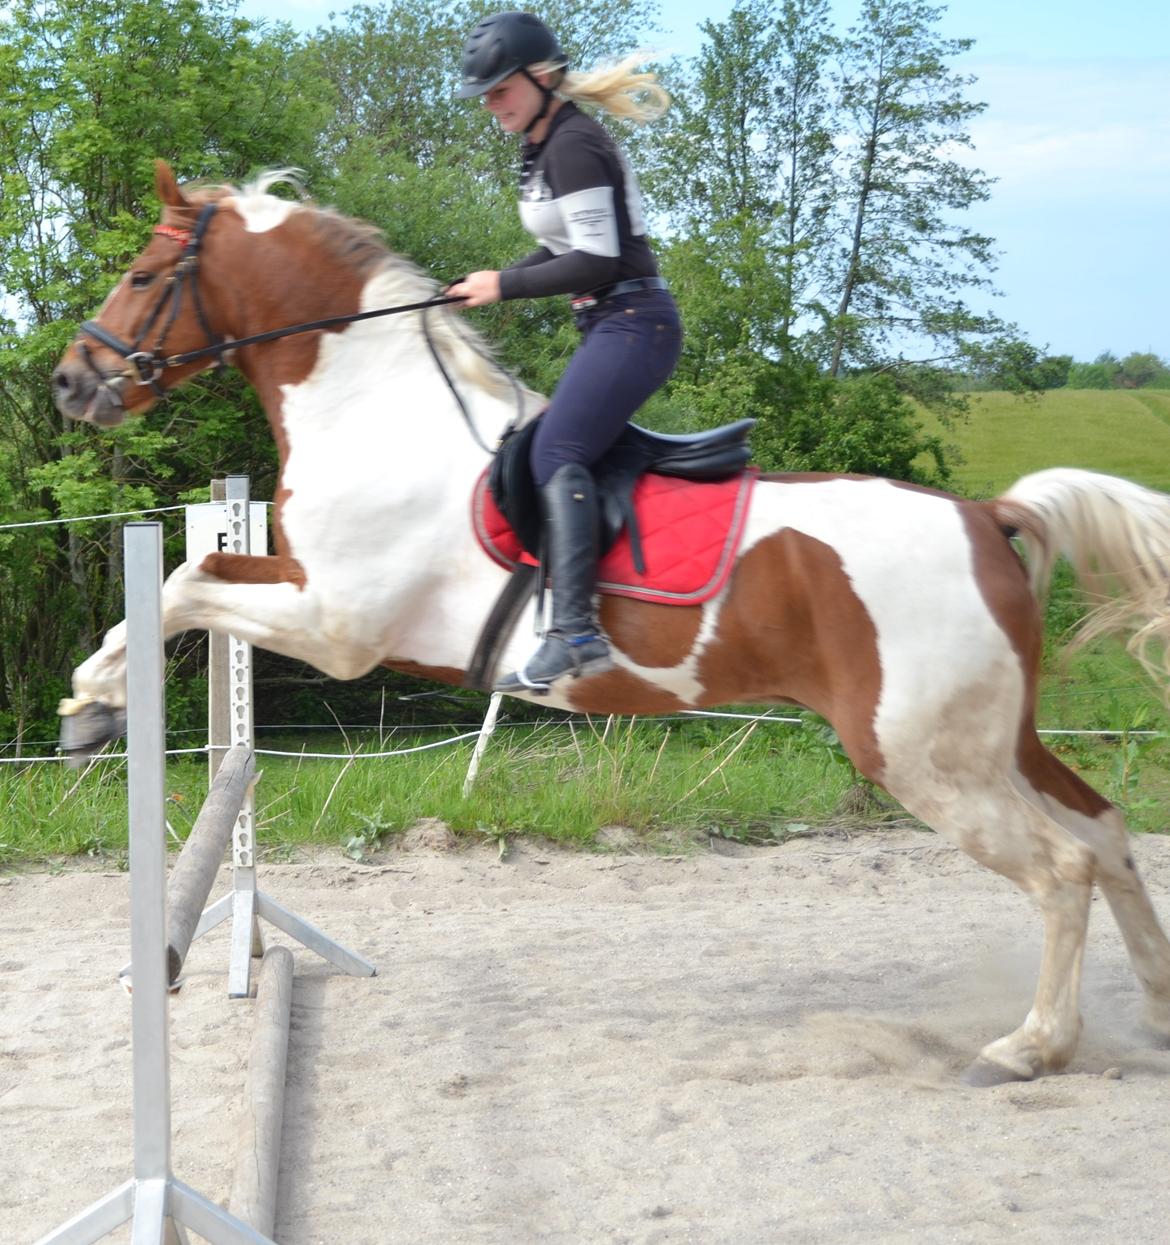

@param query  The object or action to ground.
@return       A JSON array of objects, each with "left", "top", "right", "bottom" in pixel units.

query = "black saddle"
[{"left": 488, "top": 416, "right": 757, "bottom": 573}]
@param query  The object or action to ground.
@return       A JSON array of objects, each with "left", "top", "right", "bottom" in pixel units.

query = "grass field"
[{"left": 920, "top": 389, "right": 1170, "bottom": 497}]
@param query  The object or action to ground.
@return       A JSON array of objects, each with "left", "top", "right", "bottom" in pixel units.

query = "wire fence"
[
  {"left": 2, "top": 711, "right": 1164, "bottom": 767},
  {"left": 0, "top": 503, "right": 193, "bottom": 531}
]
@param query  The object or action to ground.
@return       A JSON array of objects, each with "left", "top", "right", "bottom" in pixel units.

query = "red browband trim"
[{"left": 153, "top": 224, "right": 192, "bottom": 246}]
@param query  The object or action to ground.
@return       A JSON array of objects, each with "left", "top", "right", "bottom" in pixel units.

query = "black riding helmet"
[{"left": 456, "top": 11, "right": 568, "bottom": 101}]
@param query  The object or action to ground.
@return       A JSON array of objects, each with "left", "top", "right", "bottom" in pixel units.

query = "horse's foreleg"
[
  {"left": 61, "top": 557, "right": 379, "bottom": 759},
  {"left": 59, "top": 618, "right": 131, "bottom": 761}
]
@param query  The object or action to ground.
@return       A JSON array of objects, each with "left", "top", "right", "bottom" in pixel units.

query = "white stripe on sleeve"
[{"left": 560, "top": 186, "right": 620, "bottom": 258}]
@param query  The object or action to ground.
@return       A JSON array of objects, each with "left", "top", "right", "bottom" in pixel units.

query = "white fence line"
[
  {"left": 2, "top": 720, "right": 1164, "bottom": 768},
  {"left": 0, "top": 503, "right": 191, "bottom": 530}
]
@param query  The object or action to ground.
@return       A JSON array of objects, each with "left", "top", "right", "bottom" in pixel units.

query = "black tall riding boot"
[{"left": 495, "top": 463, "right": 615, "bottom": 694}]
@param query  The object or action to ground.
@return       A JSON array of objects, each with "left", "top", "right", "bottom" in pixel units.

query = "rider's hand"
[{"left": 447, "top": 271, "right": 501, "bottom": 308}]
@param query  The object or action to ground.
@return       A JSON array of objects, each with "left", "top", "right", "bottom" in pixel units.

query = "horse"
[{"left": 51, "top": 160, "right": 1170, "bottom": 1086}]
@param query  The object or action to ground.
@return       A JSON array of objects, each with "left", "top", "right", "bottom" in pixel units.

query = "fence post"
[
  {"left": 208, "top": 477, "right": 231, "bottom": 786},
  {"left": 35, "top": 522, "right": 278, "bottom": 1245}
]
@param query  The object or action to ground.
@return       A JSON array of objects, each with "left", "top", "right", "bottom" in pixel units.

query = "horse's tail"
[{"left": 992, "top": 468, "right": 1170, "bottom": 686}]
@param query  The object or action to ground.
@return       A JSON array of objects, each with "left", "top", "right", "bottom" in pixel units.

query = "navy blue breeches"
[{"left": 530, "top": 288, "right": 683, "bottom": 488}]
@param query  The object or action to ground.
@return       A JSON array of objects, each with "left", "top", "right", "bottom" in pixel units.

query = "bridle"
[
  {"left": 75, "top": 200, "right": 499, "bottom": 450},
  {"left": 79, "top": 202, "right": 227, "bottom": 397}
]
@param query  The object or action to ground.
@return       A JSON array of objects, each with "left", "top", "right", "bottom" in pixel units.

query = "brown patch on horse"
[
  {"left": 198, "top": 552, "right": 306, "bottom": 588},
  {"left": 381, "top": 659, "right": 469, "bottom": 685},
  {"left": 963, "top": 503, "right": 1112, "bottom": 817},
  {"left": 566, "top": 667, "right": 689, "bottom": 715},
  {"left": 599, "top": 598, "right": 703, "bottom": 668},
  {"left": 695, "top": 530, "right": 887, "bottom": 782}
]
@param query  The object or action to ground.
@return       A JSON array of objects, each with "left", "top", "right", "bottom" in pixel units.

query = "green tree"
[
  {"left": 0, "top": 0, "right": 331, "bottom": 739},
  {"left": 825, "top": 0, "right": 999, "bottom": 377},
  {"left": 1115, "top": 351, "right": 1170, "bottom": 389},
  {"left": 649, "top": 0, "right": 836, "bottom": 357},
  {"left": 960, "top": 339, "right": 1072, "bottom": 391},
  {"left": 1067, "top": 352, "right": 1120, "bottom": 389}
]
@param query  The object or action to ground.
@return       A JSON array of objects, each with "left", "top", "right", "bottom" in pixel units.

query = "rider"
[{"left": 449, "top": 11, "right": 682, "bottom": 696}]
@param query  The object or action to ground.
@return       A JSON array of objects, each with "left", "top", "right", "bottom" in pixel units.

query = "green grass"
[
  {"left": 2, "top": 700, "right": 1167, "bottom": 870},
  {"left": 919, "top": 390, "right": 1170, "bottom": 498},
  {"left": 0, "top": 716, "right": 870, "bottom": 867}
]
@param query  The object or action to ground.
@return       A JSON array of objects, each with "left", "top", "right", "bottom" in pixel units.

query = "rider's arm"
[{"left": 504, "top": 246, "right": 554, "bottom": 272}]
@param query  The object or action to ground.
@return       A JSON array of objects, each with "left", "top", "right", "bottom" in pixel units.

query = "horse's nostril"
[{"left": 53, "top": 368, "right": 72, "bottom": 392}]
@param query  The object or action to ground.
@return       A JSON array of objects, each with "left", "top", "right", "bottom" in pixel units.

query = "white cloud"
[{"left": 965, "top": 59, "right": 1170, "bottom": 192}]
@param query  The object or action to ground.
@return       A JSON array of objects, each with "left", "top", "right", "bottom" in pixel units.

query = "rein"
[{"left": 77, "top": 200, "right": 491, "bottom": 447}]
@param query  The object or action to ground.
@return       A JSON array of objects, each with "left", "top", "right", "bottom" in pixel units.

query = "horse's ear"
[{"left": 153, "top": 160, "right": 189, "bottom": 211}]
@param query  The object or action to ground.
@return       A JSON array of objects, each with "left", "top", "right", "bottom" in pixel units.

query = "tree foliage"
[
  {"left": 2, "top": 0, "right": 1147, "bottom": 742},
  {"left": 0, "top": 0, "right": 329, "bottom": 740}
]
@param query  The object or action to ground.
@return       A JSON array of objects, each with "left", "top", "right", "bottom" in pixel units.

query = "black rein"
[{"left": 78, "top": 199, "right": 473, "bottom": 421}]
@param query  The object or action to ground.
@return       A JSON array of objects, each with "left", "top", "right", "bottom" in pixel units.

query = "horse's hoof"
[
  {"left": 58, "top": 700, "right": 126, "bottom": 768},
  {"left": 961, "top": 1057, "right": 1035, "bottom": 1087}
]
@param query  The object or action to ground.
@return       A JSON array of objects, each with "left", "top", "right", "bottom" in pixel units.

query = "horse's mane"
[{"left": 190, "top": 172, "right": 539, "bottom": 413}]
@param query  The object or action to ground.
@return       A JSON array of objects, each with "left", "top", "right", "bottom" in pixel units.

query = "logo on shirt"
[{"left": 521, "top": 171, "right": 553, "bottom": 203}]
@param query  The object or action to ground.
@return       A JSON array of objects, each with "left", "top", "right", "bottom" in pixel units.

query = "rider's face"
[{"left": 483, "top": 73, "right": 544, "bottom": 134}]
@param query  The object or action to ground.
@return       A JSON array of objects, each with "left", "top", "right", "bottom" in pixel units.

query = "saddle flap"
[{"left": 473, "top": 468, "right": 759, "bottom": 606}]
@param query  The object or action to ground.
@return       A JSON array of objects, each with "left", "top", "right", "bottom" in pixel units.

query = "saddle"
[
  {"left": 488, "top": 416, "right": 757, "bottom": 570},
  {"left": 466, "top": 416, "right": 756, "bottom": 690}
]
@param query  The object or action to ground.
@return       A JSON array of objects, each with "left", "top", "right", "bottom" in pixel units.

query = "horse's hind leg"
[
  {"left": 876, "top": 760, "right": 1096, "bottom": 1083},
  {"left": 1012, "top": 740, "right": 1170, "bottom": 1046}
]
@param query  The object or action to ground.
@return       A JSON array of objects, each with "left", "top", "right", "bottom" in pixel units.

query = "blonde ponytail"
[{"left": 531, "top": 54, "right": 671, "bottom": 124}]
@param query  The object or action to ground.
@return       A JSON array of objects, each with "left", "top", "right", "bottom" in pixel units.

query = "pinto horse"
[{"left": 52, "top": 161, "right": 1170, "bottom": 1085}]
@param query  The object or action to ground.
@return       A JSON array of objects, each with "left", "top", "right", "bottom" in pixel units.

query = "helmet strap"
[{"left": 520, "top": 67, "right": 557, "bottom": 137}]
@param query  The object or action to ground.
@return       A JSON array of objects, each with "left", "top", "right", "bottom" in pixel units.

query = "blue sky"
[{"left": 237, "top": 0, "right": 1168, "bottom": 362}]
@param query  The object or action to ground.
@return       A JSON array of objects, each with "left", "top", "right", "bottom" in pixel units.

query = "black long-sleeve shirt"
[{"left": 497, "top": 102, "right": 659, "bottom": 301}]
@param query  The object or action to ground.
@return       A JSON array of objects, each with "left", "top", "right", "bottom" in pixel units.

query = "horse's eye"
[{"left": 130, "top": 271, "right": 156, "bottom": 289}]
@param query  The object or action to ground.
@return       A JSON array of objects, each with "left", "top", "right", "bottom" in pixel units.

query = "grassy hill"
[{"left": 919, "top": 389, "right": 1170, "bottom": 498}]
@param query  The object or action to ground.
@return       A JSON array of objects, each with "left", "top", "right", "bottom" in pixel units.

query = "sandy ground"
[{"left": 5, "top": 826, "right": 1170, "bottom": 1245}]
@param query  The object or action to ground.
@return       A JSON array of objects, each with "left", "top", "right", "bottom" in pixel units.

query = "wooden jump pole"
[
  {"left": 229, "top": 945, "right": 294, "bottom": 1237},
  {"left": 165, "top": 746, "right": 255, "bottom": 983}
]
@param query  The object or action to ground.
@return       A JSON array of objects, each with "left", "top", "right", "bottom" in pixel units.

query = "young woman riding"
[{"left": 448, "top": 11, "right": 682, "bottom": 695}]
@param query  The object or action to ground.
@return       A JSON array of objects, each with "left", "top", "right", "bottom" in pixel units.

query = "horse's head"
[
  {"left": 53, "top": 161, "right": 238, "bottom": 427},
  {"left": 54, "top": 160, "right": 537, "bottom": 443}
]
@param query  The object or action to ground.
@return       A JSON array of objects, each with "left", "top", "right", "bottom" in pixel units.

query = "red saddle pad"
[{"left": 471, "top": 468, "right": 758, "bottom": 606}]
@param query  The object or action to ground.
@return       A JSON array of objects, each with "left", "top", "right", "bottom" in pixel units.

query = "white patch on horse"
[
  {"left": 609, "top": 595, "right": 725, "bottom": 703},
  {"left": 743, "top": 479, "right": 1025, "bottom": 782},
  {"left": 227, "top": 192, "right": 299, "bottom": 234},
  {"left": 265, "top": 266, "right": 514, "bottom": 676}
]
